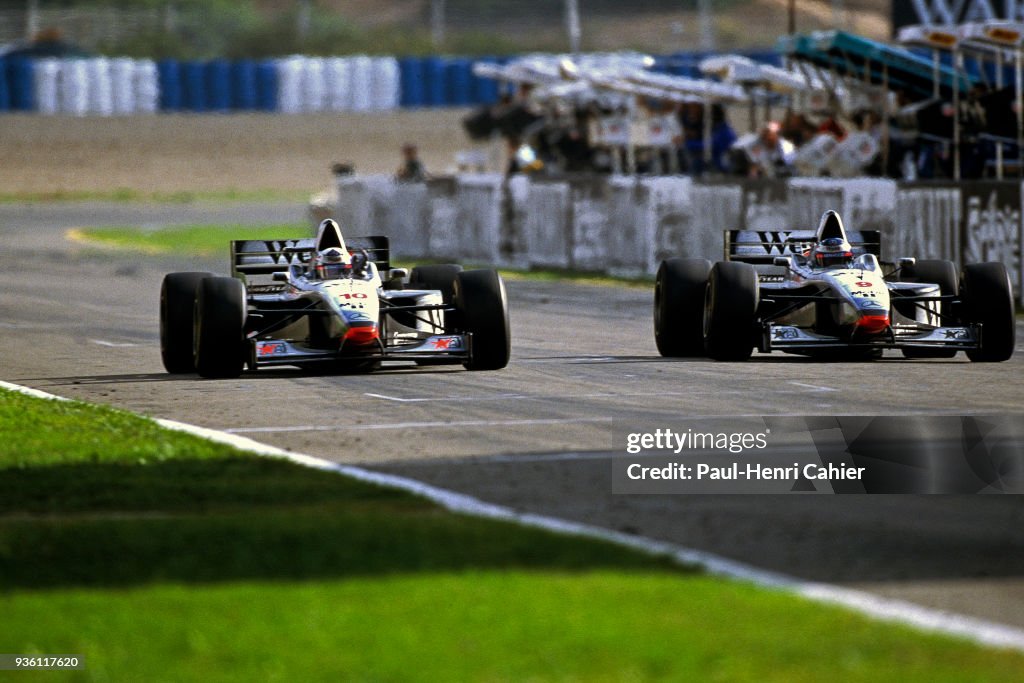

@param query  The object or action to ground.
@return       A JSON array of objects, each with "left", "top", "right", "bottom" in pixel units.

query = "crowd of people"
[{"left": 458, "top": 84, "right": 1020, "bottom": 181}]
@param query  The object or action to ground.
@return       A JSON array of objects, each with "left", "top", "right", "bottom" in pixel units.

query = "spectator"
[
  {"left": 781, "top": 111, "right": 818, "bottom": 147},
  {"left": 733, "top": 121, "right": 795, "bottom": 178},
  {"left": 395, "top": 143, "right": 427, "bottom": 182}
]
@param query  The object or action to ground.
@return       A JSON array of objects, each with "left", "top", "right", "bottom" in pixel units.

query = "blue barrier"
[
  {"left": 423, "top": 57, "right": 447, "bottom": 107},
  {"left": 8, "top": 57, "right": 34, "bottom": 111},
  {"left": 182, "top": 60, "right": 206, "bottom": 111},
  {"left": 256, "top": 60, "right": 278, "bottom": 111},
  {"left": 231, "top": 60, "right": 257, "bottom": 110},
  {"left": 157, "top": 59, "right": 181, "bottom": 111},
  {"left": 445, "top": 58, "right": 472, "bottom": 106},
  {"left": 205, "top": 59, "right": 231, "bottom": 111},
  {"left": 0, "top": 58, "right": 9, "bottom": 112},
  {"left": 471, "top": 56, "right": 500, "bottom": 104},
  {"left": 399, "top": 57, "right": 425, "bottom": 108}
]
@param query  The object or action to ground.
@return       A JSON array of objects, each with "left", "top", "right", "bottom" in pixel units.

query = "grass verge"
[
  {"left": 1, "top": 387, "right": 1024, "bottom": 681},
  {"left": 69, "top": 223, "right": 310, "bottom": 257}
]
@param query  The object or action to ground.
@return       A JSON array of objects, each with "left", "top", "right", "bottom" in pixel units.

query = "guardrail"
[{"left": 322, "top": 174, "right": 1023, "bottom": 305}]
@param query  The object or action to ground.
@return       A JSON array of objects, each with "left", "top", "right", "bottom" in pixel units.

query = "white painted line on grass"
[
  {"left": 224, "top": 416, "right": 612, "bottom": 434},
  {"left": 2, "top": 379, "right": 1024, "bottom": 652}
]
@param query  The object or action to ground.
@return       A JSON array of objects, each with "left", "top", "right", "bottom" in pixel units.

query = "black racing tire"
[
  {"left": 961, "top": 262, "right": 1016, "bottom": 362},
  {"left": 654, "top": 258, "right": 711, "bottom": 357},
  {"left": 900, "top": 259, "right": 959, "bottom": 359},
  {"left": 194, "top": 276, "right": 247, "bottom": 379},
  {"left": 455, "top": 269, "right": 511, "bottom": 371},
  {"left": 703, "top": 261, "right": 759, "bottom": 361},
  {"left": 409, "top": 264, "right": 464, "bottom": 304},
  {"left": 160, "top": 271, "right": 213, "bottom": 373}
]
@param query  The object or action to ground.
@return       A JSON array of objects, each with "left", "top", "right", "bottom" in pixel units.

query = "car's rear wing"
[
  {"left": 231, "top": 236, "right": 391, "bottom": 279},
  {"left": 724, "top": 230, "right": 881, "bottom": 264}
]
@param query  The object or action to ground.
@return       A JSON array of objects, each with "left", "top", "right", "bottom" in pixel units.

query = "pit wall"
[{"left": 324, "top": 175, "right": 1023, "bottom": 304}]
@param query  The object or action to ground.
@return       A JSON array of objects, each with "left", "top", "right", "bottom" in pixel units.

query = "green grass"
[
  {"left": 2, "top": 389, "right": 1023, "bottom": 681},
  {"left": 71, "top": 223, "right": 311, "bottom": 257},
  {"left": 0, "top": 188, "right": 310, "bottom": 204},
  {"left": 5, "top": 574, "right": 1024, "bottom": 683}
]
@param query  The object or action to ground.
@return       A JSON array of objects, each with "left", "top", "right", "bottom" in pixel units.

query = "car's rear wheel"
[
  {"left": 961, "top": 262, "right": 1016, "bottom": 362},
  {"left": 194, "top": 276, "right": 247, "bottom": 378},
  {"left": 654, "top": 258, "right": 711, "bottom": 357},
  {"left": 703, "top": 261, "right": 758, "bottom": 361},
  {"left": 160, "top": 271, "right": 213, "bottom": 373},
  {"left": 899, "top": 259, "right": 959, "bottom": 359},
  {"left": 455, "top": 269, "right": 510, "bottom": 370}
]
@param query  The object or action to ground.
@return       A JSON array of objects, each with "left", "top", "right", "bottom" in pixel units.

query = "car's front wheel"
[
  {"left": 961, "top": 262, "right": 1016, "bottom": 362},
  {"left": 160, "top": 271, "right": 213, "bottom": 373},
  {"left": 703, "top": 261, "right": 759, "bottom": 361},
  {"left": 455, "top": 269, "right": 510, "bottom": 371},
  {"left": 194, "top": 276, "right": 247, "bottom": 378}
]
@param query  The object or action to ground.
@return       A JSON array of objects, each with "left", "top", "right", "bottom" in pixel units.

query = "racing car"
[
  {"left": 160, "top": 219, "right": 511, "bottom": 378},
  {"left": 654, "top": 210, "right": 1016, "bottom": 362}
]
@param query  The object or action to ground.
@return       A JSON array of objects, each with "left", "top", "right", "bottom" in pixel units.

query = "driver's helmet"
[
  {"left": 315, "top": 246, "right": 351, "bottom": 279},
  {"left": 813, "top": 236, "right": 854, "bottom": 268}
]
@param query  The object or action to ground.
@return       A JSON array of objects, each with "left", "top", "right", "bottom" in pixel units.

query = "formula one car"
[
  {"left": 654, "top": 210, "right": 1016, "bottom": 362},
  {"left": 160, "top": 219, "right": 510, "bottom": 378}
]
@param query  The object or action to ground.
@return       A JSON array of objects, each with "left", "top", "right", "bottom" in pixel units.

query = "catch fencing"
[{"left": 325, "top": 174, "right": 1023, "bottom": 305}]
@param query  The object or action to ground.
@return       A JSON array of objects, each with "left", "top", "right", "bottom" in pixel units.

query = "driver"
[
  {"left": 313, "top": 246, "right": 351, "bottom": 279},
  {"left": 813, "top": 236, "right": 854, "bottom": 269}
]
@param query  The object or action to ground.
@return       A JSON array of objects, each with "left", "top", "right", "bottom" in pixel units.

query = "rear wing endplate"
[
  {"left": 724, "top": 230, "right": 881, "bottom": 264},
  {"left": 231, "top": 236, "right": 391, "bottom": 279}
]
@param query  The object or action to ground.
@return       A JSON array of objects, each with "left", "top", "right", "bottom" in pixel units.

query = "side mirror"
[
  {"left": 772, "top": 256, "right": 791, "bottom": 267},
  {"left": 272, "top": 271, "right": 288, "bottom": 282},
  {"left": 898, "top": 257, "right": 916, "bottom": 269},
  {"left": 388, "top": 268, "right": 409, "bottom": 281}
]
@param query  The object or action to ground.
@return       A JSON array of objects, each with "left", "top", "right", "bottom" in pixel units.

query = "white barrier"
[
  {"left": 325, "top": 174, "right": 1023, "bottom": 304},
  {"left": 301, "top": 57, "right": 327, "bottom": 113},
  {"left": 349, "top": 56, "right": 373, "bottom": 112},
  {"left": 134, "top": 59, "right": 159, "bottom": 114},
  {"left": 59, "top": 58, "right": 89, "bottom": 116},
  {"left": 324, "top": 57, "right": 351, "bottom": 111},
  {"left": 24, "top": 54, "right": 405, "bottom": 115},
  {"left": 109, "top": 57, "right": 135, "bottom": 115},
  {"left": 33, "top": 58, "right": 60, "bottom": 115},
  {"left": 29, "top": 57, "right": 162, "bottom": 116}
]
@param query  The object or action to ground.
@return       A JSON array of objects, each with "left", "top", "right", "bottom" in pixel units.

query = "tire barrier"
[
  {"left": 0, "top": 51, "right": 771, "bottom": 114},
  {"left": 328, "top": 174, "right": 1024, "bottom": 306}
]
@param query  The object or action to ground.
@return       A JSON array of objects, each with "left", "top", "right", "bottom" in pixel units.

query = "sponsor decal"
[
  {"left": 431, "top": 336, "right": 462, "bottom": 350},
  {"left": 257, "top": 341, "right": 287, "bottom": 357}
]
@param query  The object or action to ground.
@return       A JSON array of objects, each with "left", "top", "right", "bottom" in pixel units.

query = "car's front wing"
[
  {"left": 762, "top": 323, "right": 979, "bottom": 352},
  {"left": 250, "top": 334, "right": 471, "bottom": 368}
]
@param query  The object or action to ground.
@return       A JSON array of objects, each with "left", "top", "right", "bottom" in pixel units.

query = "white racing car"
[
  {"left": 654, "top": 210, "right": 1016, "bottom": 361},
  {"left": 160, "top": 219, "right": 510, "bottom": 378}
]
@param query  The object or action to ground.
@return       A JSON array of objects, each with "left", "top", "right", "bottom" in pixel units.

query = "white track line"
[
  {"left": 2, "top": 379, "right": 1024, "bottom": 652},
  {"left": 787, "top": 381, "right": 839, "bottom": 392},
  {"left": 225, "top": 416, "right": 611, "bottom": 434},
  {"left": 90, "top": 340, "right": 139, "bottom": 348},
  {"left": 365, "top": 392, "right": 529, "bottom": 403}
]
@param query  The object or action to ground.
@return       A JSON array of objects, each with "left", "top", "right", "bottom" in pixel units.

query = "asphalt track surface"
[{"left": 2, "top": 202, "right": 1024, "bottom": 629}]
